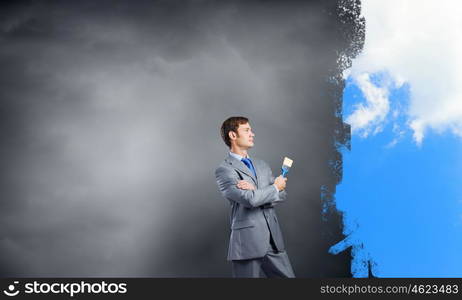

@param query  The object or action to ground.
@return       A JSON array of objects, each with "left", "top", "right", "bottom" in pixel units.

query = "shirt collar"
[{"left": 229, "top": 151, "right": 249, "bottom": 161}]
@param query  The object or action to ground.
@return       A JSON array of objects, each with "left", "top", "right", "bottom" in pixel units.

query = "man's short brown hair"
[{"left": 220, "top": 116, "right": 249, "bottom": 148}]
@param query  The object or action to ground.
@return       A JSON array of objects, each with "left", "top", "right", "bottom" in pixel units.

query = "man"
[{"left": 215, "top": 116, "right": 295, "bottom": 278}]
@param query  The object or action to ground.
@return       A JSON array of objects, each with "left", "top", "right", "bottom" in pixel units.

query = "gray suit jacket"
[{"left": 215, "top": 153, "right": 287, "bottom": 261}]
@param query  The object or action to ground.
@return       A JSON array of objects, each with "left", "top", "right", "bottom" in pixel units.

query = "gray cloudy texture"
[{"left": 0, "top": 0, "right": 363, "bottom": 277}]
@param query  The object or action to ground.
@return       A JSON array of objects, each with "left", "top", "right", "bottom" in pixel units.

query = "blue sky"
[
  {"left": 331, "top": 0, "right": 462, "bottom": 277},
  {"left": 333, "top": 75, "right": 462, "bottom": 277}
]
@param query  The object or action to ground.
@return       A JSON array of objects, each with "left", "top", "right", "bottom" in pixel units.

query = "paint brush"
[{"left": 281, "top": 157, "right": 293, "bottom": 177}]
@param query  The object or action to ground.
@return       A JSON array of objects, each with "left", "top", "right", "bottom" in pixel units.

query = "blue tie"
[{"left": 241, "top": 158, "right": 257, "bottom": 178}]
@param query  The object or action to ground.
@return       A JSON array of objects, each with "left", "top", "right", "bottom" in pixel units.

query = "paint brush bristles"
[{"left": 283, "top": 157, "right": 293, "bottom": 168}]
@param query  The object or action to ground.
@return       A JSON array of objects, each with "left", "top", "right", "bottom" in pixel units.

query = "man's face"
[{"left": 231, "top": 122, "right": 255, "bottom": 149}]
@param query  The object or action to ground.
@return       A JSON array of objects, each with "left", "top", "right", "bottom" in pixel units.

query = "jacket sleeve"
[
  {"left": 215, "top": 165, "right": 279, "bottom": 208},
  {"left": 264, "top": 164, "right": 287, "bottom": 207}
]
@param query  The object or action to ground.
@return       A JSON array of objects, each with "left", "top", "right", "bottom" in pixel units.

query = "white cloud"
[
  {"left": 385, "top": 123, "right": 406, "bottom": 148},
  {"left": 346, "top": 0, "right": 462, "bottom": 145},
  {"left": 346, "top": 73, "right": 390, "bottom": 137}
]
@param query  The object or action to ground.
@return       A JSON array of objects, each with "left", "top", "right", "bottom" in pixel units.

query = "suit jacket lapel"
[{"left": 225, "top": 154, "right": 258, "bottom": 186}]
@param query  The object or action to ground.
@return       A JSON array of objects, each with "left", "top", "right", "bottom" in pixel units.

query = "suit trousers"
[{"left": 231, "top": 238, "right": 295, "bottom": 278}]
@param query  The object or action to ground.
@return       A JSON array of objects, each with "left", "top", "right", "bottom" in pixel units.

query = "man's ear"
[{"left": 228, "top": 131, "right": 236, "bottom": 140}]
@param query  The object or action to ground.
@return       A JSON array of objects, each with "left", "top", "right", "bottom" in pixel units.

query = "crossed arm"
[{"left": 215, "top": 165, "right": 287, "bottom": 209}]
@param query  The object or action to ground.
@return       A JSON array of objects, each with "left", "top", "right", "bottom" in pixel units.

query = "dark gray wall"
[{"left": 0, "top": 0, "right": 363, "bottom": 277}]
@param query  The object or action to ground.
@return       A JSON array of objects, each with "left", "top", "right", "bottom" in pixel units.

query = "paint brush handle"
[{"left": 281, "top": 166, "right": 289, "bottom": 177}]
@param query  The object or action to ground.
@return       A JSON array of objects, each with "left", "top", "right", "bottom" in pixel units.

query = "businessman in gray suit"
[{"left": 215, "top": 116, "right": 295, "bottom": 278}]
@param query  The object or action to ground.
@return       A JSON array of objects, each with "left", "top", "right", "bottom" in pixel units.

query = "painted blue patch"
[{"left": 332, "top": 74, "right": 462, "bottom": 277}]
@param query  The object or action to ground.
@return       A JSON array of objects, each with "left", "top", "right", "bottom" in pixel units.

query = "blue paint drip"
[{"left": 329, "top": 233, "right": 378, "bottom": 277}]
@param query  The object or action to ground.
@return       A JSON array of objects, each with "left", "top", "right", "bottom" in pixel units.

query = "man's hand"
[
  {"left": 273, "top": 175, "right": 287, "bottom": 191},
  {"left": 236, "top": 180, "right": 256, "bottom": 190}
]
